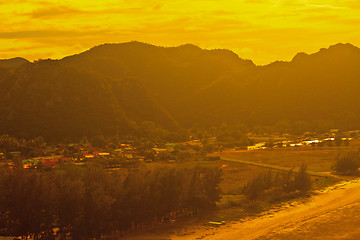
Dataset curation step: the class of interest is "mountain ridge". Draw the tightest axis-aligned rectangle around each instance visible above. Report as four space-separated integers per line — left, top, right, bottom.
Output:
0 41 360 140
0 59 179 141
60 41 255 109
2 42 358 67
174 42 360 129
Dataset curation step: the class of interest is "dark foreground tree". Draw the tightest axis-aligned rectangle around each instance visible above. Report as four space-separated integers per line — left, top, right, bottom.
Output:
0 164 222 239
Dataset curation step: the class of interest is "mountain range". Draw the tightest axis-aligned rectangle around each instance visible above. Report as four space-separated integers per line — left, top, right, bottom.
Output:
0 42 359 140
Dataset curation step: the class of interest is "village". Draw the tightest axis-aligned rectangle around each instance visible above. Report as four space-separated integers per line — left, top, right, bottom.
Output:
246 129 357 150
1 128 360 240
1 129 359 170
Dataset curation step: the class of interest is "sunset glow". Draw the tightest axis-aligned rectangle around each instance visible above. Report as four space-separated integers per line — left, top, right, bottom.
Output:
1 0 360 64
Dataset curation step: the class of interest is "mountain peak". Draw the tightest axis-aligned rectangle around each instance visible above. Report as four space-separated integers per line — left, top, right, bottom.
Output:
291 52 309 62
176 43 202 50
88 41 159 52
316 43 359 56
291 43 360 64
328 42 358 51
0 57 30 69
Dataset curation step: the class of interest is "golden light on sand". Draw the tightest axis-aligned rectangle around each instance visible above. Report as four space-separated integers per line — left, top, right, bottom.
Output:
1 0 360 64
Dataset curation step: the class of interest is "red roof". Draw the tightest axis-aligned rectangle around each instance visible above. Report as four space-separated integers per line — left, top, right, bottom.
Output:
42 160 56 167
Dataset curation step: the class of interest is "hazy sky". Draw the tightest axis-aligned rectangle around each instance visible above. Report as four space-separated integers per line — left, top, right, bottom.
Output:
1 0 360 65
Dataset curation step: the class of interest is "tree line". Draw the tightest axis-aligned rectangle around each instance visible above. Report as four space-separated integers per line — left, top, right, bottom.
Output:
243 164 312 202
0 134 45 158
0 164 222 240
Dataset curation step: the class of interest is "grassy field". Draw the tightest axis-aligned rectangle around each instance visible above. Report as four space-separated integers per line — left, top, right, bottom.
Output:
141 143 359 203
120 143 360 239
212 144 360 216
213 144 360 173
221 144 358 204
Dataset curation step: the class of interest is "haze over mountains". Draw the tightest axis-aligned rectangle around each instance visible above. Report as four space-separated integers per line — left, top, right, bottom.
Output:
0 42 359 140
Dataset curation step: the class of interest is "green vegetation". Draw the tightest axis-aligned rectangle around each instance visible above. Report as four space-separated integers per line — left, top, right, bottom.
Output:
0 133 357 239
334 149 360 175
176 43 360 130
217 148 338 173
243 164 312 202
2 42 360 141
0 60 180 142
0 164 222 240
1 41 360 240
0 134 45 158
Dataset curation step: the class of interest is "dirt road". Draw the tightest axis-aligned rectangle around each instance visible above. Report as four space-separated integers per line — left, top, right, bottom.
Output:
125 179 360 240
196 179 360 240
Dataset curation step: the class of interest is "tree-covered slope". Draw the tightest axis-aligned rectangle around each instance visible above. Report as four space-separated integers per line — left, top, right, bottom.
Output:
0 60 178 140
174 43 360 130
61 41 254 108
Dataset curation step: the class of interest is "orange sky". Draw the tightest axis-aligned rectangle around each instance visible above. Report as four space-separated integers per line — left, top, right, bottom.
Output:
1 0 360 65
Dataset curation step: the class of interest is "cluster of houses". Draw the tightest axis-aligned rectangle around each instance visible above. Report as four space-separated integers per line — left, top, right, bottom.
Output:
246 129 358 151
0 142 141 169
0 138 210 169
2 129 359 168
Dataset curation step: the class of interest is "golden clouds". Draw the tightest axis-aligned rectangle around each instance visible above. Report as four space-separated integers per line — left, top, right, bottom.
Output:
0 0 359 64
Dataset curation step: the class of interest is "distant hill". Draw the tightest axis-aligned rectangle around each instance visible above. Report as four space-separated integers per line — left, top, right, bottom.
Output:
0 60 178 141
175 43 360 130
0 57 29 70
61 41 254 109
1 42 360 140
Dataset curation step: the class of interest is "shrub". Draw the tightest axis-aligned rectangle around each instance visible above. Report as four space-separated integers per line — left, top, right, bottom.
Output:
244 164 312 202
334 150 360 175
293 163 312 192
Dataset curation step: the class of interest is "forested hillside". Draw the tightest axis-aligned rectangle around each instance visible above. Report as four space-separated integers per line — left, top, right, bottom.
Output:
0 60 178 141
61 41 254 109
174 43 360 130
1 42 360 140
